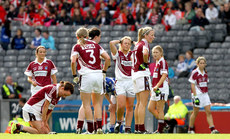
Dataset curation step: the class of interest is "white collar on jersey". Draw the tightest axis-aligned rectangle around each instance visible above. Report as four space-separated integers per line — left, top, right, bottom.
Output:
141 38 148 44
87 39 96 44
157 57 164 64
196 67 205 76
34 57 47 65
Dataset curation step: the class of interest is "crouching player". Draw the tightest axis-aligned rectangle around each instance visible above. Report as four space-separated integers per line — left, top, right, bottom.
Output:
188 57 219 134
11 81 74 134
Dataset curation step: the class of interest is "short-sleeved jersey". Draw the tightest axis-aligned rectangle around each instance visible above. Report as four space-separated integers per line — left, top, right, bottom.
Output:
112 51 132 80
132 39 150 80
188 68 208 95
22 84 61 115
105 77 115 96
152 57 169 88
71 39 105 75
31 36 42 47
24 57 58 87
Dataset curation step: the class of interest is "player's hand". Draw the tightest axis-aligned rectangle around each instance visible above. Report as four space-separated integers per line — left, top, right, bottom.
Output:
193 96 200 106
108 104 115 112
32 81 37 87
73 77 79 84
138 62 148 70
154 87 161 96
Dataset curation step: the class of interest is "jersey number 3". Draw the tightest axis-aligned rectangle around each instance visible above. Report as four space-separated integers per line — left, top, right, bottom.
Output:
86 50 96 64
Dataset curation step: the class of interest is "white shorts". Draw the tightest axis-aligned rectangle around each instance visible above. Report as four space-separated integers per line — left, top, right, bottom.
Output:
80 72 103 93
192 93 211 108
150 83 169 101
31 85 43 96
23 110 41 122
115 80 135 97
133 76 151 94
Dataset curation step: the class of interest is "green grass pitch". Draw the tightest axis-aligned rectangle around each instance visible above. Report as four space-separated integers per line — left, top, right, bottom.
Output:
1 133 230 139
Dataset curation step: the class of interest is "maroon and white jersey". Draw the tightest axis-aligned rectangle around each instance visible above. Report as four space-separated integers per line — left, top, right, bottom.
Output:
132 39 150 80
189 68 208 95
112 51 132 80
71 39 105 75
152 57 169 93
22 84 61 115
24 58 58 95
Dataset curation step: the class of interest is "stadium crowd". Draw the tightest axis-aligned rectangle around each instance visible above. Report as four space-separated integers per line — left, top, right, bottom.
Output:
0 0 229 31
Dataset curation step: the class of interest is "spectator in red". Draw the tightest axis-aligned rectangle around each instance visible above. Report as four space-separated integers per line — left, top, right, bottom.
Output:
174 2 185 20
107 0 117 11
147 0 156 9
84 11 96 25
163 1 175 15
33 9 46 26
55 0 63 14
178 1 195 24
131 0 145 19
72 9 84 25
95 0 106 11
115 8 128 25
96 10 110 26
70 1 84 18
82 0 95 8
17 7 24 19
149 7 160 25
56 9 72 25
88 2 97 19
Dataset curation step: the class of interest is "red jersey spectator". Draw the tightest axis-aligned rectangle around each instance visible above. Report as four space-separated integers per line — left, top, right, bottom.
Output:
96 0 107 11
88 2 97 19
33 9 46 26
70 1 84 18
115 8 128 25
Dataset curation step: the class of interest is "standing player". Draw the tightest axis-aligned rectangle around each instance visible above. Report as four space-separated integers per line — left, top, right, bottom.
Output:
188 57 219 134
71 27 110 134
110 37 135 133
132 27 155 133
75 27 107 134
11 81 74 134
148 45 169 133
24 46 58 96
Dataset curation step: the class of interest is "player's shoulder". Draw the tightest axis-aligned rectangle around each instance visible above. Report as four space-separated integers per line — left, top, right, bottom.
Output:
191 68 199 76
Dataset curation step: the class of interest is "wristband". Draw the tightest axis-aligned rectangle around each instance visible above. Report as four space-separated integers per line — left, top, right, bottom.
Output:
73 75 77 78
102 70 107 73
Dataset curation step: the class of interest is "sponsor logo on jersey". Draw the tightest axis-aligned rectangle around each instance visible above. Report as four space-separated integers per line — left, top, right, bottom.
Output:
38 66 43 70
121 61 132 66
81 44 96 50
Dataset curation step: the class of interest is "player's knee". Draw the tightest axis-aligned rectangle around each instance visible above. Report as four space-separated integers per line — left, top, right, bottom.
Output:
126 105 133 112
117 103 125 110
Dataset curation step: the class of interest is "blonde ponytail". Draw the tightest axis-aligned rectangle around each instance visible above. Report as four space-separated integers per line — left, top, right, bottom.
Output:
75 27 89 47
137 27 154 42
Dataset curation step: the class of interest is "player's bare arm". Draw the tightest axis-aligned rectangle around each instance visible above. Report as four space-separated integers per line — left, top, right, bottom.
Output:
71 55 77 76
109 40 120 55
51 74 57 84
154 73 167 91
191 83 197 96
101 52 111 71
27 76 37 87
143 49 149 63
41 100 50 133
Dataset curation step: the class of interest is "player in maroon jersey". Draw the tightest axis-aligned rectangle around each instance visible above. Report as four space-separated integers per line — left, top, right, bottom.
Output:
10 81 74 134
75 27 108 134
71 27 110 134
132 27 155 134
148 45 169 133
24 46 58 96
110 36 135 133
188 57 219 134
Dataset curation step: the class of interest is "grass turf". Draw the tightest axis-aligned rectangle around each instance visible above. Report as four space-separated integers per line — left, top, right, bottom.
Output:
1 133 230 139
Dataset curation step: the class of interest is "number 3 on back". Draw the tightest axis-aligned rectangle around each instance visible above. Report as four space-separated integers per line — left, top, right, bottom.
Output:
86 50 96 64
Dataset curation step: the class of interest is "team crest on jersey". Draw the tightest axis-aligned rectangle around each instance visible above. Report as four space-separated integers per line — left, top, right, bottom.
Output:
33 67 37 71
45 66 48 70
156 68 159 71
38 66 43 70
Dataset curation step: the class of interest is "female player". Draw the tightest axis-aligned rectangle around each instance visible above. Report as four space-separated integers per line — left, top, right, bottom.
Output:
110 37 134 133
132 27 155 133
11 81 74 134
76 27 110 134
24 46 58 96
71 27 110 134
148 45 169 133
188 57 219 134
